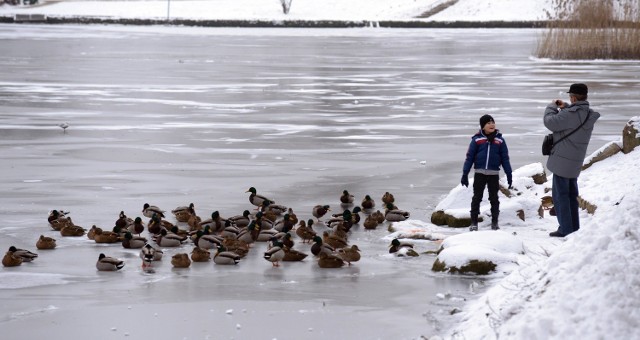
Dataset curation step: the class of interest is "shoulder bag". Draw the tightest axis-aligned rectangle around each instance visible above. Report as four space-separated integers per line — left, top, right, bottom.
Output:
542 112 591 156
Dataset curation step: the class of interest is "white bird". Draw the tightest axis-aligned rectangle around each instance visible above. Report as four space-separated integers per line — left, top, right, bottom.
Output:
59 122 69 134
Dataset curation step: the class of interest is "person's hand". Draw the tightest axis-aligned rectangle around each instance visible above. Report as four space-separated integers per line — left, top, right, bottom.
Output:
554 99 565 108
461 174 469 187
508 177 513 189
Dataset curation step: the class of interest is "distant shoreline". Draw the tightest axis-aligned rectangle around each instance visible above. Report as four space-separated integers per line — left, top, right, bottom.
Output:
0 15 548 28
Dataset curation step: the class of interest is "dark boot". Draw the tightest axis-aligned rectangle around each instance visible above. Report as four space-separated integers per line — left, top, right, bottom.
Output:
469 214 478 232
491 214 499 230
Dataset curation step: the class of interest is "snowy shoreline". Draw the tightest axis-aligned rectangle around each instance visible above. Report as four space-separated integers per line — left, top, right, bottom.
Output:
0 15 549 28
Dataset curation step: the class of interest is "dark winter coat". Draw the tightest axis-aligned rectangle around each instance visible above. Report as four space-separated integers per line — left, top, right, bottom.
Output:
462 130 513 182
544 101 600 178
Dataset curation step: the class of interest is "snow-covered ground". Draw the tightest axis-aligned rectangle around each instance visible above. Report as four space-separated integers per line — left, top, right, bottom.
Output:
392 126 640 338
1 0 554 22
2 1 640 339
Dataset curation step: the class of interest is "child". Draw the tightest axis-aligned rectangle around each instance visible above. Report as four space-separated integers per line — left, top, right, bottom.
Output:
461 114 513 231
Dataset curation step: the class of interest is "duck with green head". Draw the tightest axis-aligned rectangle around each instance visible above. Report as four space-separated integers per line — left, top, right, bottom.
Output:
246 187 275 208
96 253 124 271
389 238 419 257
142 203 165 219
263 238 285 267
384 203 410 222
312 205 331 222
122 232 147 249
213 245 241 265
311 235 335 257
228 210 251 228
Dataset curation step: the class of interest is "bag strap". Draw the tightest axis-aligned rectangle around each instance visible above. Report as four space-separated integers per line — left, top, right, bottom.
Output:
554 111 591 145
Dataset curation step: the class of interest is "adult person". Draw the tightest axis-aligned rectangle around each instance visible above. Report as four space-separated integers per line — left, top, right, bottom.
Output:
461 114 513 231
544 83 600 237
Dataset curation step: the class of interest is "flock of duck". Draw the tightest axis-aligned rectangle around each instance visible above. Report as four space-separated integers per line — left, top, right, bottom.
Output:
2 188 421 271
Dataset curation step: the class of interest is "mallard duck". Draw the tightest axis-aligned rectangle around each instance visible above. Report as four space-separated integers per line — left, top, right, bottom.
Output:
340 190 355 206
193 229 224 250
311 235 335 256
323 231 348 249
213 245 241 265
8 246 38 262
190 246 211 262
36 235 57 250
172 203 194 223
282 247 308 262
350 206 362 224
142 203 165 218
237 221 259 245
326 210 353 232
154 229 184 247
280 232 295 249
389 239 419 257
115 211 133 231
122 232 147 249
246 187 275 208
363 214 378 230
129 217 145 236
220 220 241 239
286 208 298 225
312 205 331 221
60 224 86 237
337 245 361 265
361 195 376 211
384 203 410 222
382 192 395 205
147 213 164 235
187 209 203 232
258 203 278 223
373 210 386 224
384 201 399 211
168 226 189 241
140 243 162 268
171 253 191 268
87 225 100 240
228 210 251 228
96 253 124 271
295 220 316 244
325 211 346 229
307 219 316 231
2 249 22 267
48 210 73 231
199 211 227 233
274 214 294 233
159 219 176 231
254 212 275 230
263 238 285 267
222 238 250 258
256 228 279 242
94 228 121 244
261 200 287 218
317 252 345 268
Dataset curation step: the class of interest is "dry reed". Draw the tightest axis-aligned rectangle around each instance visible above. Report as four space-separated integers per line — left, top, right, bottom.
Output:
536 0 640 59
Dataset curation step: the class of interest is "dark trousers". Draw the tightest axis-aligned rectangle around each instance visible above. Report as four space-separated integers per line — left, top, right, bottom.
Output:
552 174 580 235
470 173 500 222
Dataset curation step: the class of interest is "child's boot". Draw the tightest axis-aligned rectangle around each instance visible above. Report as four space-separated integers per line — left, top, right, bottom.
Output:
491 214 500 230
469 214 478 231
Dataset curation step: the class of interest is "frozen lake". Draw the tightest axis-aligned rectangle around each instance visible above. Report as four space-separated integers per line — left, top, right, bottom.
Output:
1 25 639 339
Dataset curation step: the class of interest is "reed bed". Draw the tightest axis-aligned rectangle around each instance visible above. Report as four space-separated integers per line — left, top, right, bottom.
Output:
536 0 640 59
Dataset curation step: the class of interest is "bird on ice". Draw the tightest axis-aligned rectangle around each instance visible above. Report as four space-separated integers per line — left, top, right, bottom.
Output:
59 122 69 134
